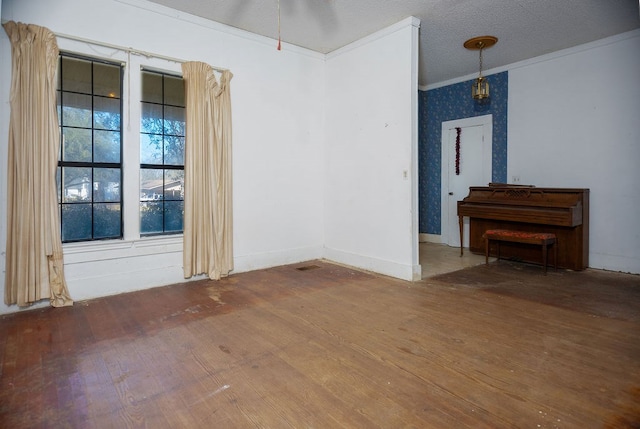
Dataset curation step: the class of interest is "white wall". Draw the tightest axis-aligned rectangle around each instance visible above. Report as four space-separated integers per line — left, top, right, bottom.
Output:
0 0 326 313
1 0 421 315
508 30 640 273
324 18 421 281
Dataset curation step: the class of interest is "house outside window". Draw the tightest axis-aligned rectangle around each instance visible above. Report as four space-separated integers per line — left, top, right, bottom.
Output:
56 53 123 242
140 70 185 235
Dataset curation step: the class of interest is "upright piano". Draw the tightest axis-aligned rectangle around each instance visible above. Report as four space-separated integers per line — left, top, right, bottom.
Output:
457 184 589 270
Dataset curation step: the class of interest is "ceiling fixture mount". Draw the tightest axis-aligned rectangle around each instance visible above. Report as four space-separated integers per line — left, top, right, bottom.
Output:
464 36 498 101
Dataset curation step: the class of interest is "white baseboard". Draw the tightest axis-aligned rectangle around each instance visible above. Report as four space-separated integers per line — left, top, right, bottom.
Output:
323 247 421 281
233 245 324 274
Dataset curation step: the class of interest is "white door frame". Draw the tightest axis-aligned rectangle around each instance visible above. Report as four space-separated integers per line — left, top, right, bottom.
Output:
440 114 493 246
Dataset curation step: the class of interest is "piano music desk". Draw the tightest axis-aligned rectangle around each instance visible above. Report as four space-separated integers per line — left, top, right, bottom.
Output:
483 229 557 274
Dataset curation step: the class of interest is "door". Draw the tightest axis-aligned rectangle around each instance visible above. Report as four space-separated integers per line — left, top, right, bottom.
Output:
441 115 492 248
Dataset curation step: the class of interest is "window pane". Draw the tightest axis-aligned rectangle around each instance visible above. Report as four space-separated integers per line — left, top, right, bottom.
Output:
94 96 121 130
62 93 92 128
56 167 63 205
164 75 184 106
94 130 120 163
164 106 185 136
93 168 120 203
62 167 92 202
164 169 184 201
62 204 92 241
164 136 184 165
140 202 163 234
58 54 123 243
94 203 121 239
93 63 120 98
141 102 163 134
140 71 184 236
141 71 162 103
141 134 163 164
164 201 184 232
62 127 92 162
61 57 91 93
56 91 61 125
140 168 163 201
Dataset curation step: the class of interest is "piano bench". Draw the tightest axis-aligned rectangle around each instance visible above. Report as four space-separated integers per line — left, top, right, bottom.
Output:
482 229 557 275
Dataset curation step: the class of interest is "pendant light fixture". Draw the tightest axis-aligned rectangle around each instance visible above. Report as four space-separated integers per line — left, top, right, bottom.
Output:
464 36 498 101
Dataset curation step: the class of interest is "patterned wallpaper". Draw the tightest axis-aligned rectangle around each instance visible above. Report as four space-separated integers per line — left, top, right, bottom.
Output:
418 72 508 234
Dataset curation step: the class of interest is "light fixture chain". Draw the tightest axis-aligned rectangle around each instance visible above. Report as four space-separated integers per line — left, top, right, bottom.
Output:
465 36 496 100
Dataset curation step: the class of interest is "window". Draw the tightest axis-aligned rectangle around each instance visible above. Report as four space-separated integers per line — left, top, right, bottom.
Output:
56 54 123 242
140 70 185 235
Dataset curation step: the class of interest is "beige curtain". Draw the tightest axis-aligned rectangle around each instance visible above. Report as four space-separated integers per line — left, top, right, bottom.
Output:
3 22 73 307
182 61 234 280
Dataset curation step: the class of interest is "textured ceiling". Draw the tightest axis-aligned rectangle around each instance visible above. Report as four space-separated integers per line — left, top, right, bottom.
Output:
146 0 639 86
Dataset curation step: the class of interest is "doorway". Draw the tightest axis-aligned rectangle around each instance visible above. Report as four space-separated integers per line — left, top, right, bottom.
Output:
440 114 492 248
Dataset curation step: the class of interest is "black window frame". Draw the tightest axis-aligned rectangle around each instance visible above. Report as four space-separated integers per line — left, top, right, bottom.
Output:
139 69 185 237
57 52 124 243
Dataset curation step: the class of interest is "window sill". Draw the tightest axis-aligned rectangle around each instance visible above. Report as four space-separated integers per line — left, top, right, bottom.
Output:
63 235 183 264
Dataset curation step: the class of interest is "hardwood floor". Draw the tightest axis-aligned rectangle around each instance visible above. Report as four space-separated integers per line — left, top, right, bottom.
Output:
1 255 639 428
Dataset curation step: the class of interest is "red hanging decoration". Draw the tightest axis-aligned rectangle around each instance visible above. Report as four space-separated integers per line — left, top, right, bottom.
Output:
277 0 282 50
455 127 461 175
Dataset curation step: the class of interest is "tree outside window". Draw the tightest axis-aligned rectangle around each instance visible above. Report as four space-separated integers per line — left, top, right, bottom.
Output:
140 70 185 236
56 54 123 242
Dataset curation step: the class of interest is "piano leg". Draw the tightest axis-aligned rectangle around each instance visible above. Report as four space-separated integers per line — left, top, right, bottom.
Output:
458 215 464 256
485 237 489 265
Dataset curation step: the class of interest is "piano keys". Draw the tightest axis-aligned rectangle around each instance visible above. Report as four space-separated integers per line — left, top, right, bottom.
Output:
457 184 589 271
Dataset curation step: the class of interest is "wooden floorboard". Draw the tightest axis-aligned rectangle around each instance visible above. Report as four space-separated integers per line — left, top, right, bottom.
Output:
1 260 639 428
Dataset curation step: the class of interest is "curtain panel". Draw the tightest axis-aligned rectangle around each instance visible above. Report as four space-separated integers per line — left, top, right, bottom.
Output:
181 62 234 280
3 21 73 307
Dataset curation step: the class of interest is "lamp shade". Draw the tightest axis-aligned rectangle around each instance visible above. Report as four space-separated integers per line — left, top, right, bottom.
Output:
472 77 489 99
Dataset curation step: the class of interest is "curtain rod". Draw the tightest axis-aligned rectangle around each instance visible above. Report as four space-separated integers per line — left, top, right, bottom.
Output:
53 30 229 73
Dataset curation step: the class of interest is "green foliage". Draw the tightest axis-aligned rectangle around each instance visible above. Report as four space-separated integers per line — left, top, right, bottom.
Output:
140 201 183 235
